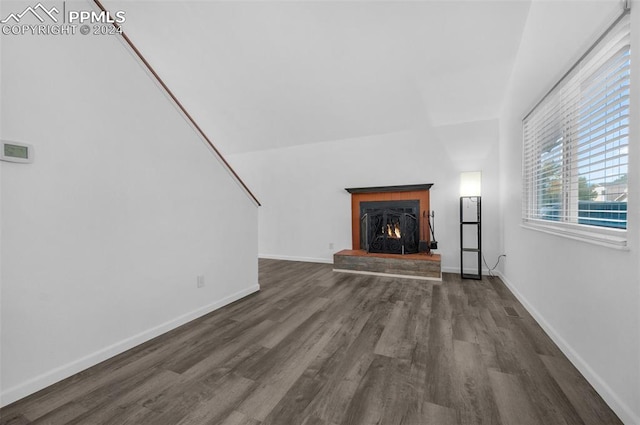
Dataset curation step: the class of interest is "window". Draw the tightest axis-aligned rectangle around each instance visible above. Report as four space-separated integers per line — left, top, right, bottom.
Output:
522 12 630 248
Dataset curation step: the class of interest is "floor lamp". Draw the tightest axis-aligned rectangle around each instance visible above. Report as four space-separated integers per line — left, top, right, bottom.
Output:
460 172 482 280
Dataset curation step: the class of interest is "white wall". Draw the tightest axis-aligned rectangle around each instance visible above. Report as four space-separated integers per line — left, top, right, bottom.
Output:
0 7 258 406
499 1 640 423
229 119 502 274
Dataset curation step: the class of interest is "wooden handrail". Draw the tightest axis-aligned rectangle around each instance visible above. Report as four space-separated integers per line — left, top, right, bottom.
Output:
93 0 261 206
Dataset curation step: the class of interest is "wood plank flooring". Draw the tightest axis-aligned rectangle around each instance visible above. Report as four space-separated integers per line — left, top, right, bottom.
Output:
0 259 623 425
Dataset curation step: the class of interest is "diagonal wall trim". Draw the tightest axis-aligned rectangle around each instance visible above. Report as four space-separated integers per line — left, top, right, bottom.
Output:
93 0 261 207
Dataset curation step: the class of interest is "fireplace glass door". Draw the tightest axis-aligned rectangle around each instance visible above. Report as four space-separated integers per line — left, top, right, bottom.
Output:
360 200 419 254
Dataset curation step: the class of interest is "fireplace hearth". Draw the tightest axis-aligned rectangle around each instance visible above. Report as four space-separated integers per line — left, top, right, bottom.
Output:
360 200 419 254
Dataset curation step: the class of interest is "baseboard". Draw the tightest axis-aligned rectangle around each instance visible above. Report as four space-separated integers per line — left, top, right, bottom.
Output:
496 271 639 425
259 253 333 264
0 283 260 408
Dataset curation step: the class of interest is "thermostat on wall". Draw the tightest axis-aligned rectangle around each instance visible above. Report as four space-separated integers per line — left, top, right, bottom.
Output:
1 140 33 163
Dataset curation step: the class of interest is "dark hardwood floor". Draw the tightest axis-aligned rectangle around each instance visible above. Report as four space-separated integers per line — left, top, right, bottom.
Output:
1 259 622 425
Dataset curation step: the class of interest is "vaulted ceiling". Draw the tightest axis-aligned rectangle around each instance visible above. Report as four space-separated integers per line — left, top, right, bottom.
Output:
104 1 532 154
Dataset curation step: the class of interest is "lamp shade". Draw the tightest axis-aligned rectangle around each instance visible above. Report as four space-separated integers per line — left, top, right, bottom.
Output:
460 171 482 196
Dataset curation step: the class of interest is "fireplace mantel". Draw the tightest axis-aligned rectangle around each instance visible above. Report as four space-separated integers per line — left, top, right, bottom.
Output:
345 183 433 194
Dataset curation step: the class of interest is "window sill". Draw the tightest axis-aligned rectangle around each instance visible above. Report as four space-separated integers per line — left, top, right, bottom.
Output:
521 220 628 250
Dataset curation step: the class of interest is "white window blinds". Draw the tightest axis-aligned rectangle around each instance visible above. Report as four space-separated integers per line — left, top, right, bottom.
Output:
523 12 630 241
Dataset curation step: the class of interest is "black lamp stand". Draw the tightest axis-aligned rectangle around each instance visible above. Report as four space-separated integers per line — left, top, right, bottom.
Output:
460 196 481 280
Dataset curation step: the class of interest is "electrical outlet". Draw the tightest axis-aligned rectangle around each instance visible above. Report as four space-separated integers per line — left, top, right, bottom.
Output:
197 275 205 288
329 243 334 250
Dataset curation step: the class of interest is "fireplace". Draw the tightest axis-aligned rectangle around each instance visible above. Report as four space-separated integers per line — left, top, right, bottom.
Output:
346 183 433 254
336 184 440 280
360 200 419 254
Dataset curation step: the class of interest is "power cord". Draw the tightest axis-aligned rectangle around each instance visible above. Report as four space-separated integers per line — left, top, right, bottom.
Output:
482 254 506 277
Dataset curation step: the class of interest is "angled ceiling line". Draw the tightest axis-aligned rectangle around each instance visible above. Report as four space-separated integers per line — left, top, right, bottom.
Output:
92 0 261 207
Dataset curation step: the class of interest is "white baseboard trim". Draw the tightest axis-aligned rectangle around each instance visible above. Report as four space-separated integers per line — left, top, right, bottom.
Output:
259 254 333 264
0 283 260 408
496 271 639 425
